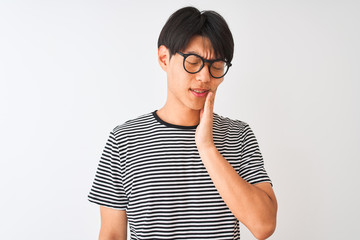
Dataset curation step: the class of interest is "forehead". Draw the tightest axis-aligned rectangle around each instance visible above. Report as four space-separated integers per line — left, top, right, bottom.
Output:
183 35 216 60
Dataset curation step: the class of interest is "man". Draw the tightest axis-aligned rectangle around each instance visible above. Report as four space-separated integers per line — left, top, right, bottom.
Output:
88 6 277 240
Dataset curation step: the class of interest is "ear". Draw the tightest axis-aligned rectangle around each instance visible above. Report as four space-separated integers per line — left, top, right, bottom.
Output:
158 45 170 72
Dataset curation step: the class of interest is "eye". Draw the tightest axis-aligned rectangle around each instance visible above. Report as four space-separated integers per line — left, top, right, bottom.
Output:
186 61 199 65
212 61 226 70
186 55 202 65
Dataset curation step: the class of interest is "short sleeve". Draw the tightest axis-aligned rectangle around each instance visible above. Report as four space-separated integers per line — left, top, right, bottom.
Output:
88 130 128 210
238 123 273 186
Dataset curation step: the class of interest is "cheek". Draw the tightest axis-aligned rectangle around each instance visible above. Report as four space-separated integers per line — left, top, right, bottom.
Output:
168 65 190 88
167 72 188 97
212 79 224 91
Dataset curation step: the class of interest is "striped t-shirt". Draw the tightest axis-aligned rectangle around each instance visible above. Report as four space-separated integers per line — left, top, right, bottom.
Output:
88 111 272 239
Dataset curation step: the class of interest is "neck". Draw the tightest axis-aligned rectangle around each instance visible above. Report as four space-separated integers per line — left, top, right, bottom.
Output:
157 102 201 127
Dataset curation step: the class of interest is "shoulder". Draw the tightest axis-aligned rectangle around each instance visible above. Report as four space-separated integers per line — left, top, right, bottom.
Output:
213 112 251 134
111 112 156 137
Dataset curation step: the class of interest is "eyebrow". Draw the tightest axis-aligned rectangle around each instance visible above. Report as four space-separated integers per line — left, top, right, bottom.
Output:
184 51 217 61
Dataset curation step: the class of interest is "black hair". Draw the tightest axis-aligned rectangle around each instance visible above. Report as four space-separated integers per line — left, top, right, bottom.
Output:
158 6 234 62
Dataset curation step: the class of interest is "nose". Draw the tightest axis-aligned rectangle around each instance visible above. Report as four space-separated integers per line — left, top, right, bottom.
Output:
196 63 211 82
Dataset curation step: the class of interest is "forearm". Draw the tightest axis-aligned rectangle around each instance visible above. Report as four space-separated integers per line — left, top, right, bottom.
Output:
198 145 277 239
99 230 127 240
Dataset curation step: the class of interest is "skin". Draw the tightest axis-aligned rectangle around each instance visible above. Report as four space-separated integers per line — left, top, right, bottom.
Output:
156 35 224 126
99 35 277 240
196 92 278 239
99 206 127 240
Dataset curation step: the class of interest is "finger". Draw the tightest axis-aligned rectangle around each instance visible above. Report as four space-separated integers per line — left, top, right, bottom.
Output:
199 107 204 120
200 92 215 122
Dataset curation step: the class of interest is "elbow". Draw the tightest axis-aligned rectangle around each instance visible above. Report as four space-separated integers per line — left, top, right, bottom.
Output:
252 220 276 240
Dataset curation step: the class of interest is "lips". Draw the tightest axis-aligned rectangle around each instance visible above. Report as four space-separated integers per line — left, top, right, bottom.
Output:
190 88 209 97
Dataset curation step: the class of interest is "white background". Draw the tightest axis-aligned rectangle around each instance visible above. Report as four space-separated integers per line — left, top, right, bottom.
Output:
1 0 359 239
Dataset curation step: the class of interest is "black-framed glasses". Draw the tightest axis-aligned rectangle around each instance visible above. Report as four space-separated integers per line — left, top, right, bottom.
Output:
177 51 232 79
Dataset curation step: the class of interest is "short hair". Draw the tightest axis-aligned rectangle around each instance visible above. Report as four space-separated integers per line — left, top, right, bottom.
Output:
158 6 234 63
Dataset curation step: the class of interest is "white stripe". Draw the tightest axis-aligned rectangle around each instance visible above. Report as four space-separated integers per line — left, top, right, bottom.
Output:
88 111 271 239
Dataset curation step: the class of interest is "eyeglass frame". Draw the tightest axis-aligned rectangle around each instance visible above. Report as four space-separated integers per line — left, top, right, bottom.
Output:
176 51 232 79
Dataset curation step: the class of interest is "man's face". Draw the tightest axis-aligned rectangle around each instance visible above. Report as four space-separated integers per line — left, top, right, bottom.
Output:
163 35 224 112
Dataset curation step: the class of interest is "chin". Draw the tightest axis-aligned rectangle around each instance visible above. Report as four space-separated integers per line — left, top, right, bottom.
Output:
187 102 205 111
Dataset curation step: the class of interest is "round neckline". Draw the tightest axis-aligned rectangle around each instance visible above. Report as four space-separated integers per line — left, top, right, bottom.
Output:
152 110 198 129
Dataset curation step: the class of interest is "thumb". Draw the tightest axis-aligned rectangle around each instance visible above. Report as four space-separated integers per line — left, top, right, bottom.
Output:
199 107 205 121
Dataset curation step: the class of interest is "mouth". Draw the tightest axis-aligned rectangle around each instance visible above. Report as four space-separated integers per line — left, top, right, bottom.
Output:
190 88 209 97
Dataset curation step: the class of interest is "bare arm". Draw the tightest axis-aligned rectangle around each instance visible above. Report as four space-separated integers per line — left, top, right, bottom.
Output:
99 206 127 240
195 92 277 239
198 147 277 239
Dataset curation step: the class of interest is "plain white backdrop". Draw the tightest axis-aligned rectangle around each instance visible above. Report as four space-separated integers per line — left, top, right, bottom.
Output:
1 0 359 239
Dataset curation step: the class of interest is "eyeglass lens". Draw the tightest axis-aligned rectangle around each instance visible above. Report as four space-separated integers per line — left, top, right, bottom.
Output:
184 55 228 78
